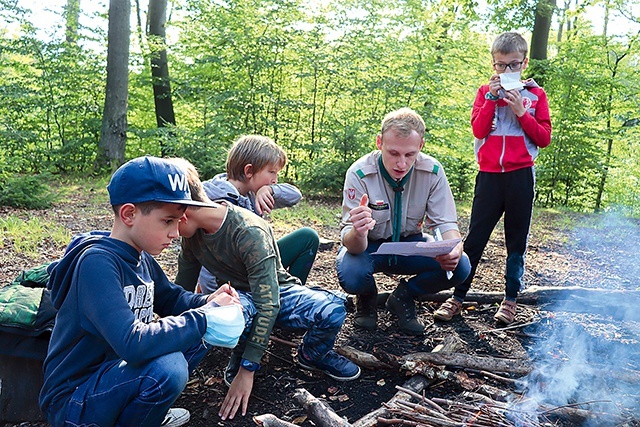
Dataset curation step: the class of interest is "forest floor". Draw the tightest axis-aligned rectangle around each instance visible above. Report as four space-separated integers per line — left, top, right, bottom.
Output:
1 189 640 427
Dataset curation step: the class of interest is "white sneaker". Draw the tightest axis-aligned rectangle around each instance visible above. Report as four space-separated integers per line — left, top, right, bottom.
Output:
161 408 190 427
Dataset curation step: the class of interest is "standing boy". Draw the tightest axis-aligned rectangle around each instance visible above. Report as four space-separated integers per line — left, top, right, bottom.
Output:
434 32 552 324
336 107 471 335
39 156 244 427
173 158 360 422
196 135 319 292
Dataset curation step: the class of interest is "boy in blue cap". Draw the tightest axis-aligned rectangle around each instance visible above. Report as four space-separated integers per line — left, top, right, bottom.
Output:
39 156 244 427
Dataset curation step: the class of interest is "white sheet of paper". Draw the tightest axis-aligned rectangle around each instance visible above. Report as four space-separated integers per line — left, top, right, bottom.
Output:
373 238 462 258
500 72 523 91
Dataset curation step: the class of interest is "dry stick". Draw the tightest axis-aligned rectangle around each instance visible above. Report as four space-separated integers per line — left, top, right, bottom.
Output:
464 368 526 386
539 399 614 415
394 399 453 421
395 385 447 414
376 418 425 426
481 320 539 334
252 413 299 427
269 335 297 347
386 407 466 427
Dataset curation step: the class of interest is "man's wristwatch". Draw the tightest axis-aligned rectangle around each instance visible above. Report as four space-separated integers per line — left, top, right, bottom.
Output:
240 358 260 372
485 91 500 101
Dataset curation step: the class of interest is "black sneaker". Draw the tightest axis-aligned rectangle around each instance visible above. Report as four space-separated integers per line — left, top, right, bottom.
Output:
297 348 361 381
224 352 241 387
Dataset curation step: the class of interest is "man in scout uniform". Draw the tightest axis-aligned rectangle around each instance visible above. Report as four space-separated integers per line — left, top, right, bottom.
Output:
336 107 471 335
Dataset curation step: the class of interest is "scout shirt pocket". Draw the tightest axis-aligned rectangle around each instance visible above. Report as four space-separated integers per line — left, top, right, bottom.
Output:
368 198 391 241
405 200 426 236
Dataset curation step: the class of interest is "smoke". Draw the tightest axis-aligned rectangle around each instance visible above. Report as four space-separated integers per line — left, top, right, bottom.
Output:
515 211 640 425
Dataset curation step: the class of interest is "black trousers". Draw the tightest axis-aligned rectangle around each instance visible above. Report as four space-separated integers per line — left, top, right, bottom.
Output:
454 167 535 300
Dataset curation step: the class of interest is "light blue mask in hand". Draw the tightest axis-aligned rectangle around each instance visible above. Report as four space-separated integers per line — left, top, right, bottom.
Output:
203 304 245 348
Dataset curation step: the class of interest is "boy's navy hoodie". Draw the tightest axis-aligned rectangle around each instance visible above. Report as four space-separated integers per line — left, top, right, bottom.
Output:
39 231 210 413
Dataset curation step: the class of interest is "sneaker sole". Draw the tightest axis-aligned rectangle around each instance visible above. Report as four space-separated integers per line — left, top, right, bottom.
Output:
297 358 362 382
162 411 190 427
494 314 514 324
433 310 462 321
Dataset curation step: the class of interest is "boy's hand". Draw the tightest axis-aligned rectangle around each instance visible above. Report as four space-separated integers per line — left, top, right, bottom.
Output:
254 185 275 215
503 89 526 117
219 369 254 420
206 284 241 307
349 194 376 237
488 74 501 98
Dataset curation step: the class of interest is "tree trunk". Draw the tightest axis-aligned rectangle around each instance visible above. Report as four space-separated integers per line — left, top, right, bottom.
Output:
64 0 81 44
96 0 131 172
530 0 556 61
529 0 556 85
147 0 176 152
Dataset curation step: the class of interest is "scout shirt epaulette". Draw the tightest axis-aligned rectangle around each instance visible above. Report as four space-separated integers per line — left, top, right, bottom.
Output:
414 155 440 175
355 163 378 179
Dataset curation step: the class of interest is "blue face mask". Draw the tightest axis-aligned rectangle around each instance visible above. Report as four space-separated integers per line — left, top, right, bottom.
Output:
203 304 245 348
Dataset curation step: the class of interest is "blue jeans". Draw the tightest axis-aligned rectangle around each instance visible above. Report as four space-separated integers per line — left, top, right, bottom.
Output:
46 341 210 427
336 233 471 297
235 284 346 361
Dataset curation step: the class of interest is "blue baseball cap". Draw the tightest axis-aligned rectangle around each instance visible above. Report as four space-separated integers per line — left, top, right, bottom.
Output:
107 156 214 207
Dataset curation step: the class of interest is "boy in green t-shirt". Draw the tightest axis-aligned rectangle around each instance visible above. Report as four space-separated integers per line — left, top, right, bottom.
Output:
172 158 360 422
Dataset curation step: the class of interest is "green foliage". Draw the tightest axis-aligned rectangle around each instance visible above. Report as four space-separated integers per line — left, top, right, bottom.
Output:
0 215 70 258
1 0 640 216
269 198 341 230
0 174 57 209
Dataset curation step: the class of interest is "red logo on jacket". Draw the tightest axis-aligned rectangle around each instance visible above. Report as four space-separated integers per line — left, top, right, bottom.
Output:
347 188 356 200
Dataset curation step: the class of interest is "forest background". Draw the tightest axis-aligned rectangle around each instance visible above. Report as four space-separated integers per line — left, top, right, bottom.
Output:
0 0 639 216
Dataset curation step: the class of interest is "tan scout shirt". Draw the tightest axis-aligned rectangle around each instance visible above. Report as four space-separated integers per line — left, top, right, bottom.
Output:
340 151 460 243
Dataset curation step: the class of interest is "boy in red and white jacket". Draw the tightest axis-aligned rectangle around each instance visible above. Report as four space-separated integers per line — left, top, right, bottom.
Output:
434 31 552 325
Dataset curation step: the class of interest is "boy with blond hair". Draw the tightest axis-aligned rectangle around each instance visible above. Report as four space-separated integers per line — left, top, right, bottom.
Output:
39 156 244 427
173 158 360 422
194 135 319 292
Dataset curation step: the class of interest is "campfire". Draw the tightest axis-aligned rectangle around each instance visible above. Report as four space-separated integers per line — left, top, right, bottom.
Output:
255 286 640 427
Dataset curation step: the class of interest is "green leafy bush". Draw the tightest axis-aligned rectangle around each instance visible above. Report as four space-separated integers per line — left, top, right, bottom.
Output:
0 174 57 209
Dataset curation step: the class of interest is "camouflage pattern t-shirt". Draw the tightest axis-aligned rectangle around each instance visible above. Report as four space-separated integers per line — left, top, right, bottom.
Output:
176 203 300 362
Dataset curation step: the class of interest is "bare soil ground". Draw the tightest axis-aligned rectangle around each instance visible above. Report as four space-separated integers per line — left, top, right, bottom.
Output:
2 189 639 427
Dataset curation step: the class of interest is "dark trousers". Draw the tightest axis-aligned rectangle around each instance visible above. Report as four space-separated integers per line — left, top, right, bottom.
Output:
454 167 535 301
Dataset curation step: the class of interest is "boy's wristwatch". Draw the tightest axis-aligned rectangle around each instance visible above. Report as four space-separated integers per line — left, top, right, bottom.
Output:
240 358 260 372
485 92 500 101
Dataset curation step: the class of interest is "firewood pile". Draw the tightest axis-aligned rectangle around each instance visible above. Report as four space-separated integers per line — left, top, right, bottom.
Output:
255 288 640 427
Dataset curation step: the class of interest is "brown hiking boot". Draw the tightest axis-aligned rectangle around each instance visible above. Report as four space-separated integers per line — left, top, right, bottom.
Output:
385 279 424 335
433 297 463 321
354 294 378 330
494 299 517 324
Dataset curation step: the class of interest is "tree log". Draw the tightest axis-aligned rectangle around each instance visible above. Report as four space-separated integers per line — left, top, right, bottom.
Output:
293 388 352 427
401 351 533 376
418 285 640 316
253 414 299 427
336 345 393 370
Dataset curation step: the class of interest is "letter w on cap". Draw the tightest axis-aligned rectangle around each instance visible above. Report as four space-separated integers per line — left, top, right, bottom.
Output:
168 173 188 192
